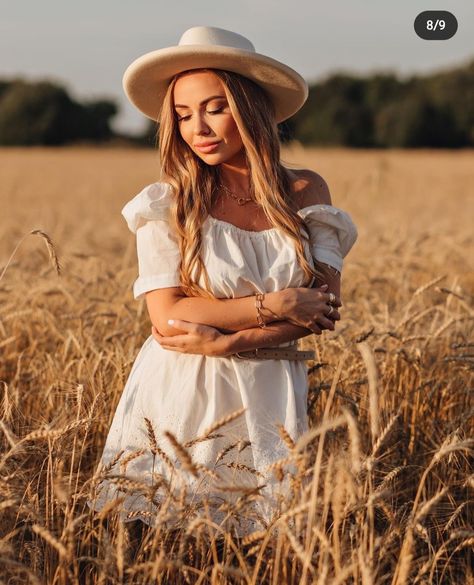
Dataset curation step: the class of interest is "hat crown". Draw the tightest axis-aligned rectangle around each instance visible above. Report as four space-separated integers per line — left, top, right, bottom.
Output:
178 26 255 53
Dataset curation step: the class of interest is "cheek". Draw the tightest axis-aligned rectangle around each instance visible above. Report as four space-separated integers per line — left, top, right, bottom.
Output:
224 119 243 146
179 126 192 145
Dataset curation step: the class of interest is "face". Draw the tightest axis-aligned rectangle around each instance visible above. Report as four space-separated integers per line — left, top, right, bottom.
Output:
173 70 245 166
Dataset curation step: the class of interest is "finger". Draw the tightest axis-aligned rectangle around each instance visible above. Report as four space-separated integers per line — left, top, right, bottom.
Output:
155 335 176 345
323 293 342 307
168 319 201 332
310 324 322 335
160 344 183 352
318 290 340 305
327 310 341 321
326 308 341 321
316 316 336 331
157 334 190 345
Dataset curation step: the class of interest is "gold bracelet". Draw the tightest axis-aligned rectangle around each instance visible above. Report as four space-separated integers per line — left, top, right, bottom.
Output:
255 292 267 328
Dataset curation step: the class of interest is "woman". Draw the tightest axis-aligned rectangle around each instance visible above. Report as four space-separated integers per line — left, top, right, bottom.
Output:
87 25 358 538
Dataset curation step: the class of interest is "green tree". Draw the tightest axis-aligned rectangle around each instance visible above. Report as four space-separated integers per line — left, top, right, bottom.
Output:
289 61 473 148
291 74 374 146
375 91 460 147
0 79 118 145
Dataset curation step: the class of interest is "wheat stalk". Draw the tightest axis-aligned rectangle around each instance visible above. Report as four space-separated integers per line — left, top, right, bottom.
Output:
0 229 62 284
182 406 246 448
163 430 199 477
119 448 147 473
214 438 251 465
143 417 175 471
31 524 68 559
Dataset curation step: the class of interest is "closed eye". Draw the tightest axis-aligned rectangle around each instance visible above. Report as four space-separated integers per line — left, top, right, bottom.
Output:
177 107 224 122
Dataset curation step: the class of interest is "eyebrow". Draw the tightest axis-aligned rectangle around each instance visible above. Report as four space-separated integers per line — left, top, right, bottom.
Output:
174 95 227 109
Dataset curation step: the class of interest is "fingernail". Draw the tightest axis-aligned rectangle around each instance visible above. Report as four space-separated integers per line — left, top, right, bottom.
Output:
167 319 174 325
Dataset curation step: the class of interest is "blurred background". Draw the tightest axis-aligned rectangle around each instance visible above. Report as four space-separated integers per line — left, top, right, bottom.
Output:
1 0 473 148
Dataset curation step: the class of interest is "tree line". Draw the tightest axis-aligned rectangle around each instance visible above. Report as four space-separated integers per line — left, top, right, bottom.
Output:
0 57 472 148
0 79 118 145
284 57 474 148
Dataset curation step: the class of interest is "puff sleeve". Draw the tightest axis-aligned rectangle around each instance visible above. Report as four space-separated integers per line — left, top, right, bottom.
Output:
297 204 358 273
121 182 181 300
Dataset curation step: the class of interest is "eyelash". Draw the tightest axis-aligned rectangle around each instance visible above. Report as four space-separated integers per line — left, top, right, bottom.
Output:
177 107 224 122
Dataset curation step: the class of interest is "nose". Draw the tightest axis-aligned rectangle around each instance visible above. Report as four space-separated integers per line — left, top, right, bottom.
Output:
194 112 211 136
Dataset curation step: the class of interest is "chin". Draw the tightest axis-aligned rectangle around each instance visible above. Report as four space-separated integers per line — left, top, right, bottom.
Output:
196 153 224 165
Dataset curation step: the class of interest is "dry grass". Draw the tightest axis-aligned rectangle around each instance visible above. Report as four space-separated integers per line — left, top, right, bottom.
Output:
0 145 473 584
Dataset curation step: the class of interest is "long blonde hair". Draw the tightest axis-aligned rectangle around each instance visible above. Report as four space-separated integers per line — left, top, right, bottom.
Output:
156 67 322 298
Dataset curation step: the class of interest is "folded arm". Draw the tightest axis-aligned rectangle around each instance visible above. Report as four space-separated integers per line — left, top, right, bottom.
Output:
147 261 341 355
224 320 314 353
145 287 285 337
225 261 341 353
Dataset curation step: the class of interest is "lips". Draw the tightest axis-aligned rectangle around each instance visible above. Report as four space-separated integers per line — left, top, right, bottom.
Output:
194 141 221 153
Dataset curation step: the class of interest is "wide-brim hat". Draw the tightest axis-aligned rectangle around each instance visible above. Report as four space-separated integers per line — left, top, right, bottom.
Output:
123 25 308 124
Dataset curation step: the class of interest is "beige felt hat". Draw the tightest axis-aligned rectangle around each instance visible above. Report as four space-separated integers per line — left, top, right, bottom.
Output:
122 25 308 123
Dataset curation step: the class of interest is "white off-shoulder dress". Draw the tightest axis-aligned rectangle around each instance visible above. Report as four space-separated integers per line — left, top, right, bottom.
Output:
87 181 358 535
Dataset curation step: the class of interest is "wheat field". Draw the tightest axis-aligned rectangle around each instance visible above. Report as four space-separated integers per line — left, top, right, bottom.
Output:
0 145 473 584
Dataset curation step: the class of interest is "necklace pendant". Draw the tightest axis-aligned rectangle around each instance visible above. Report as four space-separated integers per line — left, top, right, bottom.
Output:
237 197 246 205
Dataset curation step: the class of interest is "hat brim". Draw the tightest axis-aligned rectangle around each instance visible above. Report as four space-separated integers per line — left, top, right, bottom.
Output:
122 45 308 123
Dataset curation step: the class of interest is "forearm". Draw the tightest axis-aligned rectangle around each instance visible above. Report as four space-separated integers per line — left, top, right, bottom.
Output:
162 261 340 339
162 290 285 337
223 263 341 354
225 319 313 354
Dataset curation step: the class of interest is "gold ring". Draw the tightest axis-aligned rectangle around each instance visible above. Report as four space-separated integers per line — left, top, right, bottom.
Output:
328 292 336 305
327 305 334 316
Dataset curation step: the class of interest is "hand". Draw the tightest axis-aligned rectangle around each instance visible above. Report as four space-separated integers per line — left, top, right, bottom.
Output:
151 320 234 357
280 285 342 335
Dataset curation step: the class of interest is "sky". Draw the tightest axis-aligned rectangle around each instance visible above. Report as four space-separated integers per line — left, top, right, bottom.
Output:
1 0 473 134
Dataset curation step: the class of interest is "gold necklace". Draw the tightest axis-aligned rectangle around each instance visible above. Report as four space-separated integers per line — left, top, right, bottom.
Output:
218 182 254 206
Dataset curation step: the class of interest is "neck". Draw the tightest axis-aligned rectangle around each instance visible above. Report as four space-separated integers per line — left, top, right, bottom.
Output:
218 151 250 193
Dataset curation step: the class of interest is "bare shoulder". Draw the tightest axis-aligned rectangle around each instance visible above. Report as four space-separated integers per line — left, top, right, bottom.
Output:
287 168 333 209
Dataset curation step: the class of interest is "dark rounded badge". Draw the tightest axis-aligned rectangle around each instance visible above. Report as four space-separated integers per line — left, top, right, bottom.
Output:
414 11 458 40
